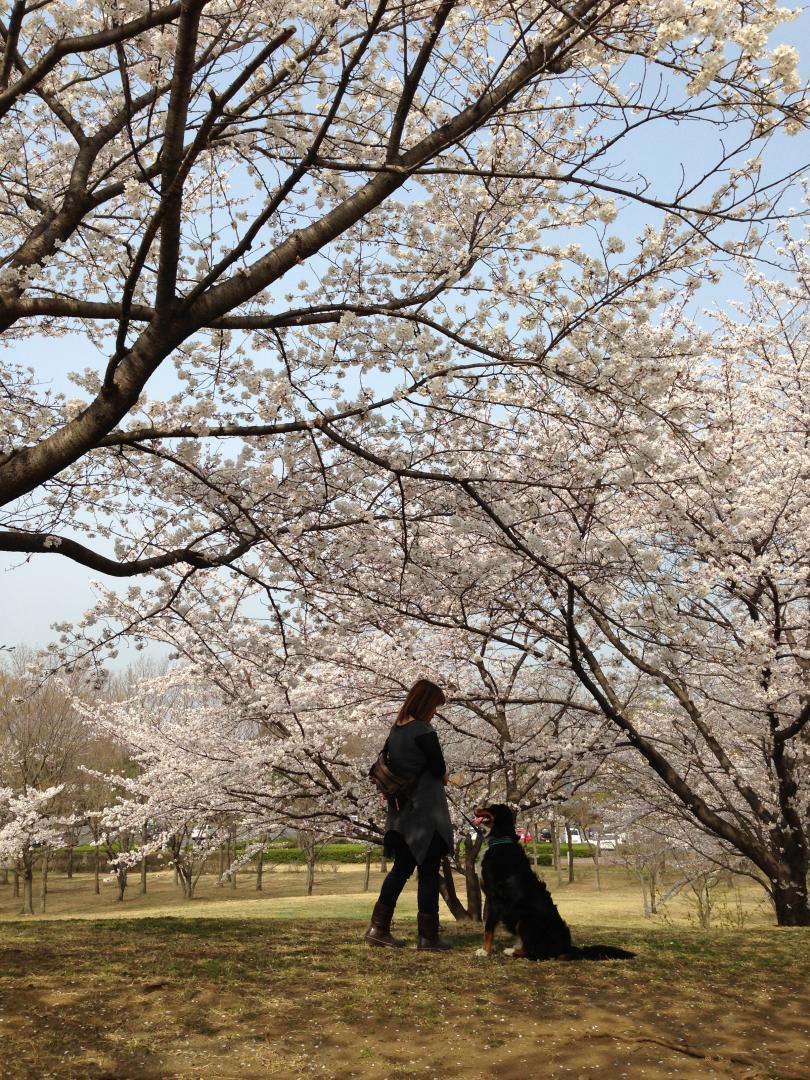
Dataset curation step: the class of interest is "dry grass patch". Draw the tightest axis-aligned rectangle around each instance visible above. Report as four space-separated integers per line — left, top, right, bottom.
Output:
0 864 777 929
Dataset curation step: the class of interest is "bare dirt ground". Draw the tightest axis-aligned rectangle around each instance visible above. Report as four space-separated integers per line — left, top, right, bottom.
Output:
2 916 809 1079
0 869 807 1079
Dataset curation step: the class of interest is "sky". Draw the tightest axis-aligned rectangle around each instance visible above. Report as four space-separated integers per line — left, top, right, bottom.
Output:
2 9 809 667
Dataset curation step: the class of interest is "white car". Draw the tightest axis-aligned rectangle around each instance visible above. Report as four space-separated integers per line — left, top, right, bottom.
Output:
595 833 624 850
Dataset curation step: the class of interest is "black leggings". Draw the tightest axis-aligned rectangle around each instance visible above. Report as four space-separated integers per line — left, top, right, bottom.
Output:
378 832 446 915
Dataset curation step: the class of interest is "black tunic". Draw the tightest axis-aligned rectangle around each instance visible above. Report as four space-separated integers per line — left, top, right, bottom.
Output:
383 718 454 865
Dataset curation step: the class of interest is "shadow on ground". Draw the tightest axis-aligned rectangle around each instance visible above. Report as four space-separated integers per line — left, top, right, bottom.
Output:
1 918 808 1079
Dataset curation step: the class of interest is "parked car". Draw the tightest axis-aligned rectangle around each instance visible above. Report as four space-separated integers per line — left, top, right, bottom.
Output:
595 833 625 850
560 828 587 844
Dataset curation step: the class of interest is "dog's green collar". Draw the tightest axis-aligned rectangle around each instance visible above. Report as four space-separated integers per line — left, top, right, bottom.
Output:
487 836 516 848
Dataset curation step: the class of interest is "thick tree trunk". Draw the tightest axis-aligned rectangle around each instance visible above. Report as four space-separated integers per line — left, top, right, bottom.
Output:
772 872 810 926
306 857 315 896
438 856 472 921
66 846 74 879
94 847 100 895
463 839 482 921
116 869 127 902
255 849 264 892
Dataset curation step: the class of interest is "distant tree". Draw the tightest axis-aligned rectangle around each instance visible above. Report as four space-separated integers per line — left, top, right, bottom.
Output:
0 651 86 913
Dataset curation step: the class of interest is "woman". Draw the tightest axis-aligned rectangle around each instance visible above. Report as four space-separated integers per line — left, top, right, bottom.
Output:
364 678 454 951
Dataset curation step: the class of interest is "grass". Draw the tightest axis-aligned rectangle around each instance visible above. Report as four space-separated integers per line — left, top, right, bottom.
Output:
0 861 779 927
1 865 808 1079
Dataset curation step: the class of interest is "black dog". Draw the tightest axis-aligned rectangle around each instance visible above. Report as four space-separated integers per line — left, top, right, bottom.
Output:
473 804 635 961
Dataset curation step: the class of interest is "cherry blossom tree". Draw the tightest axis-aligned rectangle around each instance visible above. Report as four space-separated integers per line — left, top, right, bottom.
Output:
547 257 810 926
284 245 810 924
0 783 64 914
0 0 806 586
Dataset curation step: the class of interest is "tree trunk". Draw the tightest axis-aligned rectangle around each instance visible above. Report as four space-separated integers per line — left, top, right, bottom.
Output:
772 872 810 926
13 867 20 897
462 838 482 921
438 856 472 921
116 869 127 902
140 822 148 894
40 851 50 913
0 866 7 884
94 847 100 895
691 875 713 929
379 853 387 874
552 813 561 887
363 848 372 892
306 857 315 896
66 845 74 879
230 827 238 889
565 823 575 884
636 873 652 918
178 864 194 899
592 834 602 892
255 849 264 892
22 860 34 916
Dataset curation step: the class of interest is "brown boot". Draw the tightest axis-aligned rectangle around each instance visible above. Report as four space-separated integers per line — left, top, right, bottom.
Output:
364 901 406 948
417 911 451 951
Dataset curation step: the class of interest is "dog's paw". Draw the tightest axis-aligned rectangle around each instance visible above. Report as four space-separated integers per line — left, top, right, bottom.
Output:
474 948 491 958
502 947 516 957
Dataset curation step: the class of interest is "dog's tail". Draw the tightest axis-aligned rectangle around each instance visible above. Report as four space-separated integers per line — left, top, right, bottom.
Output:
568 944 636 961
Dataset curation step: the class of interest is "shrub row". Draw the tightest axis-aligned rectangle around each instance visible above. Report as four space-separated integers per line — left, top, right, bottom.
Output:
33 840 593 872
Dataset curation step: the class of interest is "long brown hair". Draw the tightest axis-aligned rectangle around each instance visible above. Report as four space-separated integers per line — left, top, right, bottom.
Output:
396 679 446 724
